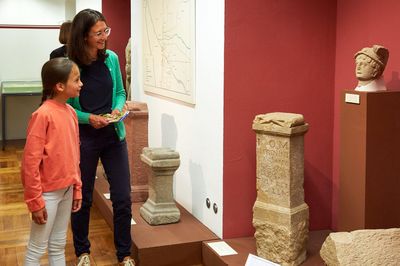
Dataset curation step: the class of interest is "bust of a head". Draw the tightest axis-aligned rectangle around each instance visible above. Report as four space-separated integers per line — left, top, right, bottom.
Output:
354 45 389 91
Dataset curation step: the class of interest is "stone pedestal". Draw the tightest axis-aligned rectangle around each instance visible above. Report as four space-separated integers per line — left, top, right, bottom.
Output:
140 147 181 225
339 91 400 231
124 101 149 202
252 112 309 266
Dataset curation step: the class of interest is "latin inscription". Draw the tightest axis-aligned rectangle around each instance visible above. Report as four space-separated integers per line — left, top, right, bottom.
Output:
259 136 290 197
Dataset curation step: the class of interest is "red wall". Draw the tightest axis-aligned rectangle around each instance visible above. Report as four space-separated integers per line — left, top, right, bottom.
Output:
102 0 131 84
332 0 400 229
223 0 337 238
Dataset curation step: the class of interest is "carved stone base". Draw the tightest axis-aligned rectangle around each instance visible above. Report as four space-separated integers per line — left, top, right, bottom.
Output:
140 199 180 225
253 202 309 266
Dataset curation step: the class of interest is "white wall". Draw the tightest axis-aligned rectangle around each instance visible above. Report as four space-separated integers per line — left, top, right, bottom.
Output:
0 29 59 81
0 0 63 140
0 0 101 141
0 0 102 25
131 0 225 237
66 0 77 21
0 29 59 140
75 0 102 13
0 0 65 139
0 0 66 25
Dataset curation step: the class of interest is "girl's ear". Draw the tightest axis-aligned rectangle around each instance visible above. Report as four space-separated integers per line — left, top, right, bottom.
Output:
55 82 64 93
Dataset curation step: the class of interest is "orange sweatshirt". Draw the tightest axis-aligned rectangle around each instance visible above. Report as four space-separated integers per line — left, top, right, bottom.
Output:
21 99 82 212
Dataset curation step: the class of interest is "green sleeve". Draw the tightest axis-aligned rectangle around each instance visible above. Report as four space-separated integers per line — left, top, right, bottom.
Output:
111 52 126 111
67 97 91 124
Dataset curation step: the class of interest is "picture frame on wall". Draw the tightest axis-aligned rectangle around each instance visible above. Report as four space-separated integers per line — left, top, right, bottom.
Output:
142 0 196 105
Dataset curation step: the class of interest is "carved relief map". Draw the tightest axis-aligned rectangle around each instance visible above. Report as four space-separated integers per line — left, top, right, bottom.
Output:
143 0 195 104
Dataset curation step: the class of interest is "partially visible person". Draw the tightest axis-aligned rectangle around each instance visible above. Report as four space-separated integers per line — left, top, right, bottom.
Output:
21 57 83 265
354 45 389 92
67 9 134 266
50 21 72 59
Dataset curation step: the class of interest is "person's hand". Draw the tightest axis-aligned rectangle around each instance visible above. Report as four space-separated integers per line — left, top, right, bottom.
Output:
32 207 47 225
72 199 82 213
122 102 130 112
89 114 109 129
111 109 121 116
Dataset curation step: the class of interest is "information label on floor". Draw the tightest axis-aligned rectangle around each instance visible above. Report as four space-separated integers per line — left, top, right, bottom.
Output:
245 254 280 266
207 241 237 256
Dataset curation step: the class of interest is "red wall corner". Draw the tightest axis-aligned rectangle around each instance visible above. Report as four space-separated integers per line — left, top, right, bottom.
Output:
332 0 400 230
102 0 131 85
223 0 336 238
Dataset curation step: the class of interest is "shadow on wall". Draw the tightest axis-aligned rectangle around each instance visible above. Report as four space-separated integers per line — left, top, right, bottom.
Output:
387 71 400 91
189 160 206 219
160 113 206 219
161 113 178 195
161 113 178 149
304 160 332 230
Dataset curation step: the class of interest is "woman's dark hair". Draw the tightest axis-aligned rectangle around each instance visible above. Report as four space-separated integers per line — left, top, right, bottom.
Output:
40 58 75 105
68 9 108 66
59 21 72 44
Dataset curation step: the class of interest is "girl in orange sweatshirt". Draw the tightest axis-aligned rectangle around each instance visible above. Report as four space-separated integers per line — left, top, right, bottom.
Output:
21 57 83 265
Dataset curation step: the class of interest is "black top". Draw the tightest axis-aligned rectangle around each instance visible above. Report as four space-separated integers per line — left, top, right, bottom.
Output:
79 59 113 115
50 45 67 59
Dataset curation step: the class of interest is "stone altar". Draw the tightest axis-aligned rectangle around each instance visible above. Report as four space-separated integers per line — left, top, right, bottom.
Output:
252 112 309 266
140 147 181 225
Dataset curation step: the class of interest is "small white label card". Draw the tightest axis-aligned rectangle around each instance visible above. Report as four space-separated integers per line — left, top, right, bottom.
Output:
103 193 111 199
207 241 238 256
345 93 360 104
245 254 281 266
131 218 136 225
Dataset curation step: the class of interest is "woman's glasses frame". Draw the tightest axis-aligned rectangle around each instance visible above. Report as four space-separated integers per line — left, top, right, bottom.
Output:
90 27 111 38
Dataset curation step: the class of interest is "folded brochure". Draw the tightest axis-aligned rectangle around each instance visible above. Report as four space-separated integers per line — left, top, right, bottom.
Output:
100 111 130 123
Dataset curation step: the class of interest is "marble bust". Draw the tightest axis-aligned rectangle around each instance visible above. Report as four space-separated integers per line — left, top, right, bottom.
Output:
354 45 389 92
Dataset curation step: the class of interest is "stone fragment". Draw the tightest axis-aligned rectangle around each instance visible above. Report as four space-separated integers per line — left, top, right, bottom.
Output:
320 228 400 266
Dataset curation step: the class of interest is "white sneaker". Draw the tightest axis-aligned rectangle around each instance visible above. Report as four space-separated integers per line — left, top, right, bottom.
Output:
76 253 90 266
118 256 135 266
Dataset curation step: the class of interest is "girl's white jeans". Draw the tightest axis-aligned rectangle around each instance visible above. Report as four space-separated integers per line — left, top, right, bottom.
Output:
24 186 72 266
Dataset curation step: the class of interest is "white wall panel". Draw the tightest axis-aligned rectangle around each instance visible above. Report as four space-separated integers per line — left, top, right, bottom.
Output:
131 0 225 237
0 0 65 25
0 0 101 141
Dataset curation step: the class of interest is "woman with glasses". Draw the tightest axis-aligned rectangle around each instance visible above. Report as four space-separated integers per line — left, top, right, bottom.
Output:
67 9 134 266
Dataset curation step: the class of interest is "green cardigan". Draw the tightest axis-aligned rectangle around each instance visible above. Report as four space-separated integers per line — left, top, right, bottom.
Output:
67 50 126 140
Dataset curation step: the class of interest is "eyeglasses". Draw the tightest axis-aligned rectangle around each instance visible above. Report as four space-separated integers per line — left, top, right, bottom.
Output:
90 27 111 38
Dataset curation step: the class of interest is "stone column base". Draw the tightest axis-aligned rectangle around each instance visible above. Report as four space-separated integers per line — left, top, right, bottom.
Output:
140 199 181 225
253 202 309 266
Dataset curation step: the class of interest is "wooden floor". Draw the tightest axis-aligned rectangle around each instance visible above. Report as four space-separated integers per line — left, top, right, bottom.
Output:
0 140 119 266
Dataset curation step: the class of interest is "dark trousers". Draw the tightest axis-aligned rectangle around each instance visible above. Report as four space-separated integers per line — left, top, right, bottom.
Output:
71 125 132 262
